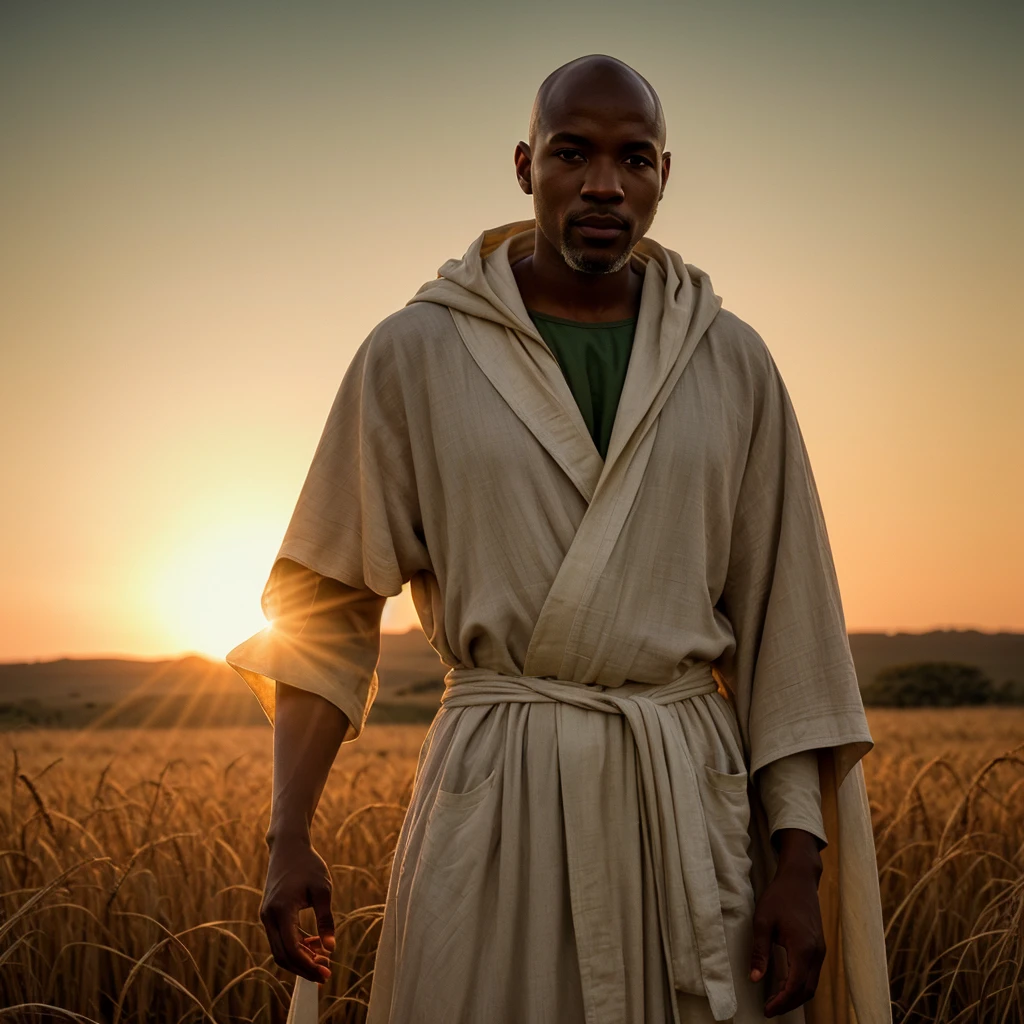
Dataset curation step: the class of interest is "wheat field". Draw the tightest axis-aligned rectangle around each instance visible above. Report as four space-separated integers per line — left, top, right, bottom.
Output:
1 710 1022 1023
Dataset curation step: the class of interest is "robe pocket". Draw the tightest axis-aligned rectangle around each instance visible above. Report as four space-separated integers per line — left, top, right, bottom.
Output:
418 766 501 881
399 766 502 988
433 766 498 811
699 763 755 915
702 763 750 793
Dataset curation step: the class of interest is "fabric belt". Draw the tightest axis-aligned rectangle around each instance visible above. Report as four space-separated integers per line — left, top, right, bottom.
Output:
439 663 739 1023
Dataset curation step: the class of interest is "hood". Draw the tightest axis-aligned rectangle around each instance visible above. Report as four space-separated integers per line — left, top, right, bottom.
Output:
406 219 723 348
404 220 725 503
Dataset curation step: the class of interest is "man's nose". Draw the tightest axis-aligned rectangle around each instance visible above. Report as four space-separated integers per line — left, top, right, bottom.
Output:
580 158 625 203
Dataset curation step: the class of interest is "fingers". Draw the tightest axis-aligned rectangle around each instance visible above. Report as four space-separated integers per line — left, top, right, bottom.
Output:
283 911 332 983
311 883 337 953
748 908 773 983
301 934 331 955
763 937 825 1018
301 935 332 973
261 903 332 984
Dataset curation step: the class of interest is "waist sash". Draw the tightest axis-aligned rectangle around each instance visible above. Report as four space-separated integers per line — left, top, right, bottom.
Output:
439 663 739 1023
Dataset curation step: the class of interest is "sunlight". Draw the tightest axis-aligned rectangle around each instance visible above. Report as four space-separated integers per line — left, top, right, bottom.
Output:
149 520 282 659
383 583 420 634
146 521 424 659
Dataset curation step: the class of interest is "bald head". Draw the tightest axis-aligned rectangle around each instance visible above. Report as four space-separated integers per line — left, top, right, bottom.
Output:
529 54 666 152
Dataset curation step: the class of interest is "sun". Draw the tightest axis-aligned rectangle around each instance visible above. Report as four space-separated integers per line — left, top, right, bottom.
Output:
149 519 282 660
145 515 424 660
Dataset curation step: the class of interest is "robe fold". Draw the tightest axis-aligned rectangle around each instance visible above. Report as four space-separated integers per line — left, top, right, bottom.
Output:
227 220 891 1024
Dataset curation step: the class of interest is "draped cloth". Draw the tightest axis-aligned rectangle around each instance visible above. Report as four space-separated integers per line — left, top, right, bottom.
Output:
367 663 758 1024
227 220 891 1024
439 665 736 1020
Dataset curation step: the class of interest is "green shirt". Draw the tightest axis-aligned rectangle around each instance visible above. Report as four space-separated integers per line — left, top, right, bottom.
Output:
528 311 637 460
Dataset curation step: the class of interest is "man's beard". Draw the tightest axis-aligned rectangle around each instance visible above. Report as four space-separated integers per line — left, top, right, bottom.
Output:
559 222 634 275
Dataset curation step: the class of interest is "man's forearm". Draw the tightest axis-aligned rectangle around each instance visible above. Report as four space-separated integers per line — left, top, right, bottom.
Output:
774 828 824 879
267 681 350 845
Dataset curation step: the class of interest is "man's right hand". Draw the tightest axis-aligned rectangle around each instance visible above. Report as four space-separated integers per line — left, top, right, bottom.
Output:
260 833 336 983
261 677 351 982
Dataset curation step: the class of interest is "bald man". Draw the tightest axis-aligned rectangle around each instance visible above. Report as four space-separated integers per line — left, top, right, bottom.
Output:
228 54 890 1024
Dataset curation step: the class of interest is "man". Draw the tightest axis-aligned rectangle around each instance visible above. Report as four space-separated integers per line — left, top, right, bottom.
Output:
227 55 890 1024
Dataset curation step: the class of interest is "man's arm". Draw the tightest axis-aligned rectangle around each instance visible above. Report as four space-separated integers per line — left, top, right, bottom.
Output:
749 750 828 1017
749 827 826 1017
260 681 349 983
225 320 428 981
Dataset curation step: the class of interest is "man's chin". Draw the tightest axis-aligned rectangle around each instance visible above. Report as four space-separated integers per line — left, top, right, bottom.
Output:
561 244 634 275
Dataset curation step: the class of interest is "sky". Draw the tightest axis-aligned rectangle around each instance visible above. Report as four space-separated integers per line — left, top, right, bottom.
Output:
1 0 1021 662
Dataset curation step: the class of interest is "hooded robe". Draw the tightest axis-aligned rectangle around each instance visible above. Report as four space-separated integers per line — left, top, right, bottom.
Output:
227 221 891 1024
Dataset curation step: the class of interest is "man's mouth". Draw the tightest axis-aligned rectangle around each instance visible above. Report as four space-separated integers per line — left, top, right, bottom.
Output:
572 214 629 242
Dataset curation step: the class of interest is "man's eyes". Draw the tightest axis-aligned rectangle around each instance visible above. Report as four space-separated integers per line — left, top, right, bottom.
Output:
553 149 654 168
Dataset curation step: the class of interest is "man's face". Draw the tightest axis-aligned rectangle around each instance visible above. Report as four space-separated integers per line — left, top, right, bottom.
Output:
516 87 670 275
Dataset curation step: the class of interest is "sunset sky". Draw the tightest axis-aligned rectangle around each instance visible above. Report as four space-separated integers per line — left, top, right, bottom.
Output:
2 1 1021 662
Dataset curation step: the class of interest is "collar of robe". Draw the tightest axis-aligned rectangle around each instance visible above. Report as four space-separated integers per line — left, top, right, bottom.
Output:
407 219 723 504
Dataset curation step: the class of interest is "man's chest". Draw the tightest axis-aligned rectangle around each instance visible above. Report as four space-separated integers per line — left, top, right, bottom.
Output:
415 336 745 508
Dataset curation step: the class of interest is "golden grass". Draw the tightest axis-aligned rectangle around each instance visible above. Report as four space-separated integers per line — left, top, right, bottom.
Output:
1 709 1022 1022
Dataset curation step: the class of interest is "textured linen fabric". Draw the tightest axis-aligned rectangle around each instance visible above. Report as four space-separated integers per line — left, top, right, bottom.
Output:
758 749 827 849
227 220 890 1024
256 559 825 849
530 309 826 850
527 310 637 459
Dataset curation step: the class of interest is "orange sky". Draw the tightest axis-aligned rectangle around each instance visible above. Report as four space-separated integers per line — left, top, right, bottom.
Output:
1 2 1021 661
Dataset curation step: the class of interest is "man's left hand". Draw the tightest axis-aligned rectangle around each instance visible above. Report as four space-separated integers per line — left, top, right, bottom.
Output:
748 828 826 1017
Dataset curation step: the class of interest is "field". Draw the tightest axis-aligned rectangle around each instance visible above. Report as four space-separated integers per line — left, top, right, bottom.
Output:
1 710 1023 1023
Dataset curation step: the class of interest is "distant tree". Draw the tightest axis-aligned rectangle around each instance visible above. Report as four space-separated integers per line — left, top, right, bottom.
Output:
992 676 1024 704
861 661 1023 707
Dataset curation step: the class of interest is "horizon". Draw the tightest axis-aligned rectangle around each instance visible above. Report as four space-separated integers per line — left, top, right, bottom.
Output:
2 0 1021 661
3 624 1022 669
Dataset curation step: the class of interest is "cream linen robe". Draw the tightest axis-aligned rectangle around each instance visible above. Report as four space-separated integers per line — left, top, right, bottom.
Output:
227 221 891 1024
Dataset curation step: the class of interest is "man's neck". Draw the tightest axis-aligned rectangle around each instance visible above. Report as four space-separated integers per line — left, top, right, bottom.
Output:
511 235 644 324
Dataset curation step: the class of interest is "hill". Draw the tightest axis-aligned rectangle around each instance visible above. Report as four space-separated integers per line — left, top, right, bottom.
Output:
0 630 444 729
847 630 1024 692
0 628 1020 728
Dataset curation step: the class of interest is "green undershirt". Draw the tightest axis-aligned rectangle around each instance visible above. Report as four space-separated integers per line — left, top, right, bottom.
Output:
527 310 637 461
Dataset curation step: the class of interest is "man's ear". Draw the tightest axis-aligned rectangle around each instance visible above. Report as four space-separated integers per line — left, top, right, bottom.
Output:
659 151 671 201
514 141 533 195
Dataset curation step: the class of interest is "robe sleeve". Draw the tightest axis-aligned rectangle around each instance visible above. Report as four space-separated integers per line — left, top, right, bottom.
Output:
757 749 827 850
714 336 891 1024
225 323 431 741
713 336 873 785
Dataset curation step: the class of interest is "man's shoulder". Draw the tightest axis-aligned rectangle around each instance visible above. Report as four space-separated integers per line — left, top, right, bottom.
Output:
350 301 460 382
367 302 458 352
707 306 772 363
703 305 781 387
